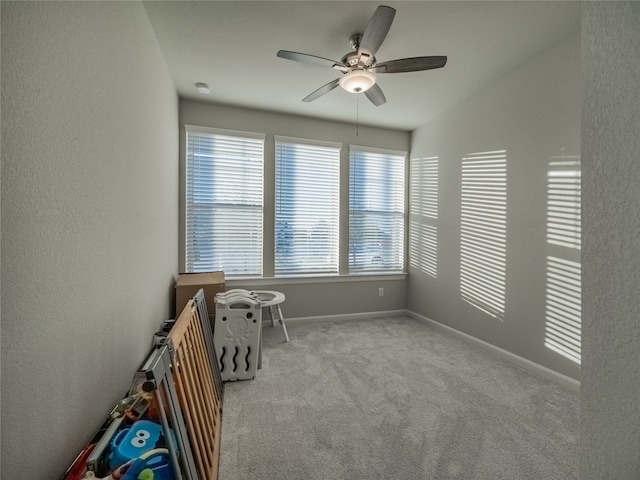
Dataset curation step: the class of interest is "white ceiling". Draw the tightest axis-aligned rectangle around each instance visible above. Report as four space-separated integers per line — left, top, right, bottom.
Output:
143 1 580 131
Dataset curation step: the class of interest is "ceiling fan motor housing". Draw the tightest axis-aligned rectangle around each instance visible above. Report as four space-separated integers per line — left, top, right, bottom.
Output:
341 50 376 69
343 34 377 69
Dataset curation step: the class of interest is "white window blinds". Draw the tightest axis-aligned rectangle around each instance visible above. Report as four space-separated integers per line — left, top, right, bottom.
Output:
185 126 265 277
275 136 340 276
349 147 406 273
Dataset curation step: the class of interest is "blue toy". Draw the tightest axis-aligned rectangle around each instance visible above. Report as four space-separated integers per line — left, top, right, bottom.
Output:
120 448 173 480
108 420 169 470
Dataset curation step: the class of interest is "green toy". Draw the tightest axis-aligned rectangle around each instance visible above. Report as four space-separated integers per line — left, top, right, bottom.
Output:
137 468 154 480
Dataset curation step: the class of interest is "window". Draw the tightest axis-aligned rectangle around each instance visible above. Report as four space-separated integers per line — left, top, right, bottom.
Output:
185 126 265 276
460 150 507 319
349 146 406 273
274 136 340 276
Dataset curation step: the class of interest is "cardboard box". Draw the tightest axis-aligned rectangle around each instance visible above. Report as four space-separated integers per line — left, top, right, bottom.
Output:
175 271 225 319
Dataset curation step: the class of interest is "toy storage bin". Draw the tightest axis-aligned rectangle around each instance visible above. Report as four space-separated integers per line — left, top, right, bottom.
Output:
214 291 262 381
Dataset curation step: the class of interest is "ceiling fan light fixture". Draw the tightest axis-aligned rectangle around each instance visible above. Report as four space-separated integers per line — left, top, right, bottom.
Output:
339 69 377 94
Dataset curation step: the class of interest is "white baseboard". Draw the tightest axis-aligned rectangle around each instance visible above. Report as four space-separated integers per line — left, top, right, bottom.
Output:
283 309 410 325
408 311 580 392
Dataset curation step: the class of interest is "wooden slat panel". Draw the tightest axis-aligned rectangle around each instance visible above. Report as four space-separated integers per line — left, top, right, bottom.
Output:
183 327 214 472
175 338 207 477
169 299 223 480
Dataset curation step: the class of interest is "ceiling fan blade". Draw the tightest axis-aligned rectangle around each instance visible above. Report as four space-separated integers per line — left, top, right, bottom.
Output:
302 78 341 103
372 56 448 74
277 50 347 71
364 84 386 106
358 5 396 59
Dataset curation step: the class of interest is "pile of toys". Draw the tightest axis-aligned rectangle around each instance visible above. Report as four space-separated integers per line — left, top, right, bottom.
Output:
60 380 177 480
60 288 225 480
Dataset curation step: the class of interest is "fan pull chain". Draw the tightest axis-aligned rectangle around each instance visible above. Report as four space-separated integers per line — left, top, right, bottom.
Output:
356 95 359 137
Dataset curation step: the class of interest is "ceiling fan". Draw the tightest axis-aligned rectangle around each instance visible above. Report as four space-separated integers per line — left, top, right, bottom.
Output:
277 5 447 106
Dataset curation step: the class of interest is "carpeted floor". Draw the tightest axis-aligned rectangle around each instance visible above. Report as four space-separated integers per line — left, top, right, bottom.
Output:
219 316 578 480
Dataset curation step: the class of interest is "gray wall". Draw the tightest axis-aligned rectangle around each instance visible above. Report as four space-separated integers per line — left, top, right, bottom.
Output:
581 2 640 478
1 2 178 478
408 32 581 380
179 101 410 317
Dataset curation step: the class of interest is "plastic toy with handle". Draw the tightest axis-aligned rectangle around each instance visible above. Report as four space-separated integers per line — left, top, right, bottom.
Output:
120 448 172 480
82 448 171 480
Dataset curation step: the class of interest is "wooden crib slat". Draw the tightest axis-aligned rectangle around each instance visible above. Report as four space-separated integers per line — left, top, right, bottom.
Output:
175 342 208 477
182 327 214 470
168 299 223 480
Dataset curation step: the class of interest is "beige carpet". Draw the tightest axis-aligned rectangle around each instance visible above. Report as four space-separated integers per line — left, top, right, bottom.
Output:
219 316 578 480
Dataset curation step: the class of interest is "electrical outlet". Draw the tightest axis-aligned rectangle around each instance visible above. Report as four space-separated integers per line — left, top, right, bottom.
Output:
378 287 384 297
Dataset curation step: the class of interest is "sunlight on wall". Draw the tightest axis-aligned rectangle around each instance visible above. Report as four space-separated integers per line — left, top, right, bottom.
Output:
547 158 581 248
545 256 581 364
460 150 507 319
545 155 581 364
409 157 438 277
409 223 438 277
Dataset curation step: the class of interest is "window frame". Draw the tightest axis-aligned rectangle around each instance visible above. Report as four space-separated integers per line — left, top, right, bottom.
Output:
184 125 265 277
274 135 341 277
348 145 407 274
182 125 408 282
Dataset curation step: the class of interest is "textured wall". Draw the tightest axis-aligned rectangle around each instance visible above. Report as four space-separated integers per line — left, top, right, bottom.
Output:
408 32 581 380
0 2 178 477
581 2 640 478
